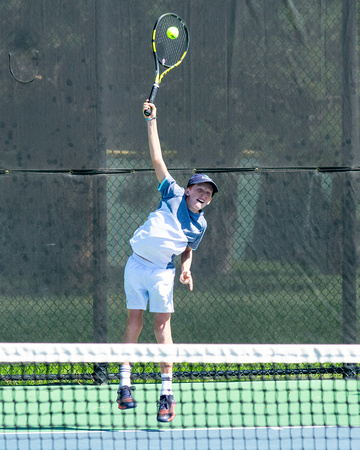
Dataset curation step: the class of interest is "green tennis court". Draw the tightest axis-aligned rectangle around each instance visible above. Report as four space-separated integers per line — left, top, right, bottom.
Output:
1 379 360 449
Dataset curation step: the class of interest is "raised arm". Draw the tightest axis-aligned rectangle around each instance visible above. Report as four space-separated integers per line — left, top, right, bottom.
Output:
143 101 169 184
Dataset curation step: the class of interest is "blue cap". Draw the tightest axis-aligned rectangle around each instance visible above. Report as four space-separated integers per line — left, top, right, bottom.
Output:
187 174 219 195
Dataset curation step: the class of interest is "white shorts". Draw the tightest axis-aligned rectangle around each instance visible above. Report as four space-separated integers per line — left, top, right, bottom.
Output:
124 254 175 313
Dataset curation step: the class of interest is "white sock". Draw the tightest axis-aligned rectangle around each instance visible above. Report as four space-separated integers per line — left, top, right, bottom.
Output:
120 364 131 388
161 373 173 396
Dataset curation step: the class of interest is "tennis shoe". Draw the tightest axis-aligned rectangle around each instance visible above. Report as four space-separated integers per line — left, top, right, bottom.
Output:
157 394 176 422
117 386 137 410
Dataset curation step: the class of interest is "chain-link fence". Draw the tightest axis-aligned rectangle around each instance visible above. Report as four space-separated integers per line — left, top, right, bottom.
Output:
0 1 359 344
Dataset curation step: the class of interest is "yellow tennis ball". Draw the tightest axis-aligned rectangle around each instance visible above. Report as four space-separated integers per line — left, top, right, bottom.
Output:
167 26 179 39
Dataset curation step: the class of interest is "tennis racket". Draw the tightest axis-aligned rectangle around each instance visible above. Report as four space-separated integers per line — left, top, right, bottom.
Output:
144 13 190 116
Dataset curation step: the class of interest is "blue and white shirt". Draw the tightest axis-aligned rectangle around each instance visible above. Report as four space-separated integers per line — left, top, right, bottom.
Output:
130 175 207 269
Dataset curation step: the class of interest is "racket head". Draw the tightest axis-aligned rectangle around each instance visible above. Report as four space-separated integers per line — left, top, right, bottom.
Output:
153 13 189 69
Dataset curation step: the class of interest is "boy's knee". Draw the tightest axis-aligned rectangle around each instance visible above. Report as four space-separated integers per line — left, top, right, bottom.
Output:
154 323 172 344
126 312 143 332
128 319 143 333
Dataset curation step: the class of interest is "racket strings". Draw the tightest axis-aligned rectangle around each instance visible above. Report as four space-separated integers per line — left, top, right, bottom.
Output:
155 17 188 68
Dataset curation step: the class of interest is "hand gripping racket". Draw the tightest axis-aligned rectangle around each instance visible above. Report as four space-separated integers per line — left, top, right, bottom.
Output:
144 13 190 116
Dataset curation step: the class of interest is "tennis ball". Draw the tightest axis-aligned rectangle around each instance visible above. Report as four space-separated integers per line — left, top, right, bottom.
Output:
167 26 179 39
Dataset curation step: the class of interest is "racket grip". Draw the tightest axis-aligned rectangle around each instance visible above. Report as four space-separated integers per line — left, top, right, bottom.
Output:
144 83 159 116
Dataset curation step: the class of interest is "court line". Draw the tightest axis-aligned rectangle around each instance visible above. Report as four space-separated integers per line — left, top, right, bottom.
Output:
0 424 348 436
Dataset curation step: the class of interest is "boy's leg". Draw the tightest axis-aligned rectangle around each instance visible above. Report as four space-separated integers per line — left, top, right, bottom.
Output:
154 313 176 422
154 312 173 380
117 309 143 410
123 309 144 344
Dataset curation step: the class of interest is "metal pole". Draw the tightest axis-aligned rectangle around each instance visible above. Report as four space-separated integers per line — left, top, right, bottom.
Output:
341 0 357 347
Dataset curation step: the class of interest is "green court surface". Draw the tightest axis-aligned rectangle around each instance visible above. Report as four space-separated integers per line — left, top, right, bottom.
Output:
1 379 359 431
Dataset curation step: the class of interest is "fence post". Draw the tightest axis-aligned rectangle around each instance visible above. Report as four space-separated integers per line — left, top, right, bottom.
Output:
341 0 358 346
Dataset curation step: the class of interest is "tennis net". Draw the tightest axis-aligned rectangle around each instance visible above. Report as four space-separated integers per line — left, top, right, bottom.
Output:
0 343 359 450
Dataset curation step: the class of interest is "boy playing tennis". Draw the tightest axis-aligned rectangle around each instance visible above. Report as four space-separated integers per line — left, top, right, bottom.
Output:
116 101 218 423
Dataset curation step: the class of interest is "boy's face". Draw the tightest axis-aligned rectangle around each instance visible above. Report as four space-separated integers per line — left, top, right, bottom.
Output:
185 182 213 213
